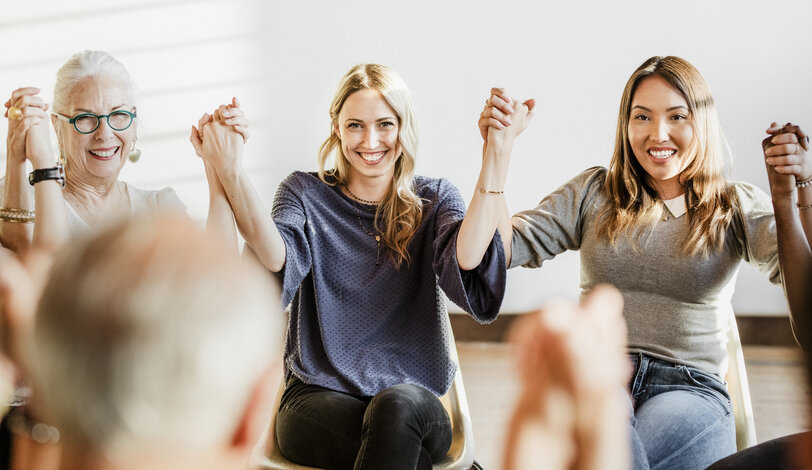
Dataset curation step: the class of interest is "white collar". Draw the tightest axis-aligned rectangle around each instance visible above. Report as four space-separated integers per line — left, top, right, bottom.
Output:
662 193 687 218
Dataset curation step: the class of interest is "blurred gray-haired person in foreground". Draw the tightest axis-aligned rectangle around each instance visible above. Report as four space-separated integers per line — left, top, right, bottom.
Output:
1 213 282 470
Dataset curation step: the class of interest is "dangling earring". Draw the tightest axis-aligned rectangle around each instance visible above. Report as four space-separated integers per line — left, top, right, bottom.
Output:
128 142 141 163
57 147 66 166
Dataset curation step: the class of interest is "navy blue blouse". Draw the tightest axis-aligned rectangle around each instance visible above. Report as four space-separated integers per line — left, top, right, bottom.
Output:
273 172 506 396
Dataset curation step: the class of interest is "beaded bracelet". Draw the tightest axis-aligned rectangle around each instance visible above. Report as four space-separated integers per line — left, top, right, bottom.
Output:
797 176 812 189
0 207 35 223
798 203 812 211
6 407 60 445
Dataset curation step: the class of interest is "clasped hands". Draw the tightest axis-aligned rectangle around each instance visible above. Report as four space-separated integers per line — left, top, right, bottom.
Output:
190 97 250 174
479 87 536 147
762 122 810 195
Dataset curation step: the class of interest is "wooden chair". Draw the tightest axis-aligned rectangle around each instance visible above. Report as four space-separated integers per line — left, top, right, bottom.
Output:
251 332 476 469
726 311 758 450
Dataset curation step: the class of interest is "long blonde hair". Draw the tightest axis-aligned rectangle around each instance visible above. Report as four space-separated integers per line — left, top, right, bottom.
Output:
599 56 736 256
318 64 422 267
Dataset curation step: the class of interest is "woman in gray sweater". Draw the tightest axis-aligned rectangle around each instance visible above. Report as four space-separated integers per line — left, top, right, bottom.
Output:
473 56 812 470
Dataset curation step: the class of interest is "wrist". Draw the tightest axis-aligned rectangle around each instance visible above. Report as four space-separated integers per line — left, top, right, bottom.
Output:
771 195 796 210
215 163 244 189
30 158 56 171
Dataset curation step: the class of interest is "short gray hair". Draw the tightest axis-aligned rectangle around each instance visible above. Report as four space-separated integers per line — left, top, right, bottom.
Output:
31 213 281 459
53 50 136 114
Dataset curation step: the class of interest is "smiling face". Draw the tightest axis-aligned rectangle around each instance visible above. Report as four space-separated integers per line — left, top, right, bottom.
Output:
54 74 136 183
627 74 696 199
334 88 401 186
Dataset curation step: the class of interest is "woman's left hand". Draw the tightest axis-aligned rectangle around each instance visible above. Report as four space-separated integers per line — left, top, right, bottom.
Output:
190 106 245 177
763 122 810 195
196 97 250 143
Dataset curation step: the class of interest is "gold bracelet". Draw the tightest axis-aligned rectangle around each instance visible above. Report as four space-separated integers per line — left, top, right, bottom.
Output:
797 176 812 189
0 207 35 223
798 202 812 211
479 188 504 195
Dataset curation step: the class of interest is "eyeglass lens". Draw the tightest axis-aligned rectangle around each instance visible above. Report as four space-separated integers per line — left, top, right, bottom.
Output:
74 111 134 133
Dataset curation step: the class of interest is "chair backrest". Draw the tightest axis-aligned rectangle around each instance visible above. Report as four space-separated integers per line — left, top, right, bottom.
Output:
726 311 758 450
251 328 475 469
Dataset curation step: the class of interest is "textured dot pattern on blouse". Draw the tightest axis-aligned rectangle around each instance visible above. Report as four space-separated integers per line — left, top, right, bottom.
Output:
272 172 506 397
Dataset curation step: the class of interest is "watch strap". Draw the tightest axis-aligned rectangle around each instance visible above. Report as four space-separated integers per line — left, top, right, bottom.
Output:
29 164 65 188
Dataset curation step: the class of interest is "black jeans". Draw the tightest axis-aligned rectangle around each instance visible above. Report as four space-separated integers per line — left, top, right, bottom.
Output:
276 375 452 470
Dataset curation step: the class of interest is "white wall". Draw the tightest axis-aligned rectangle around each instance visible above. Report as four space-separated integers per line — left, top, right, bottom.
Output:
2 0 810 315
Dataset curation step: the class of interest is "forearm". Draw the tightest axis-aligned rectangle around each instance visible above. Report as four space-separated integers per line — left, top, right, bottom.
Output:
798 185 812 249
773 194 812 346
457 140 514 270
31 179 68 253
0 161 33 252
204 162 238 251
219 167 286 272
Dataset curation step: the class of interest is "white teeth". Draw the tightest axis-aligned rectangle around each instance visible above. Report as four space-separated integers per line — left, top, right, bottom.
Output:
360 151 385 162
649 149 676 159
89 148 118 158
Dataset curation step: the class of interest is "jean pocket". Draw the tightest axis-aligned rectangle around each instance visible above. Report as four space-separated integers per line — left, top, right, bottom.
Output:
677 365 732 414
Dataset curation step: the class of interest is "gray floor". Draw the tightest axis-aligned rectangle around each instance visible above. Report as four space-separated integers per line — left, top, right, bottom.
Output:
457 343 811 470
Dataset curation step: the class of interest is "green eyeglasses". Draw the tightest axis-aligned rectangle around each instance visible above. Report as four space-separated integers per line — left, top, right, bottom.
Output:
53 110 137 134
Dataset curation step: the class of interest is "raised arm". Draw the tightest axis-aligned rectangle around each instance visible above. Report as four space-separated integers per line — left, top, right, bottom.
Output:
2 88 40 251
762 122 812 346
190 102 286 272
190 98 247 251
456 88 535 270
3 87 69 253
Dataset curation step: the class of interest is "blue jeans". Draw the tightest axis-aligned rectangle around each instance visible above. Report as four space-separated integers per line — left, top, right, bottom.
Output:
276 375 452 470
629 353 736 470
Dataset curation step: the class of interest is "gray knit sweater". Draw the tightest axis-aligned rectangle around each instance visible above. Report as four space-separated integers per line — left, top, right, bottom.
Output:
511 167 780 376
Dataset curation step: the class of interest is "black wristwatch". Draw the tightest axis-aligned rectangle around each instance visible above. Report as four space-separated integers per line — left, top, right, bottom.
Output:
29 164 65 188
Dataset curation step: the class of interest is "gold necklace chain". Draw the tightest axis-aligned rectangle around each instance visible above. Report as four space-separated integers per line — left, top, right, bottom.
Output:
349 199 381 266
344 185 382 205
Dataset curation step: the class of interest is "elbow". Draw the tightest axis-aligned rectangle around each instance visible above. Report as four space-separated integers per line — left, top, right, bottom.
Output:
458 255 482 272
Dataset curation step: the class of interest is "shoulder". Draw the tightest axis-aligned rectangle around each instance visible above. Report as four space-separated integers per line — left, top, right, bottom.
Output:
124 182 186 212
573 166 607 190
543 166 607 204
413 175 462 201
729 181 772 214
412 175 465 205
278 171 329 194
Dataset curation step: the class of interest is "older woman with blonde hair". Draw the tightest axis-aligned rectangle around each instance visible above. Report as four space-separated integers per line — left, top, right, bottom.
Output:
194 63 507 469
470 56 812 469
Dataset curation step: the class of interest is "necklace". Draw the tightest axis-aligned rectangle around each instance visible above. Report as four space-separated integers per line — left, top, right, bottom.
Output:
344 185 382 205
349 199 382 265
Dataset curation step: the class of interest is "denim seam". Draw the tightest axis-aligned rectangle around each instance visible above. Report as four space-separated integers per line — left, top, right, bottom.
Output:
677 366 732 416
650 414 730 470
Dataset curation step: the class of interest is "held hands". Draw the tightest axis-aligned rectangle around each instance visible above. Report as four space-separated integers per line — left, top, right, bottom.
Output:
479 87 535 147
5 87 53 168
190 97 250 175
762 122 810 197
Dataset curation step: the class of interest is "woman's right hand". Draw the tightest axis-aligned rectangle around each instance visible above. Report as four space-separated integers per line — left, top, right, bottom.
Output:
190 104 246 177
479 87 536 147
5 87 53 168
